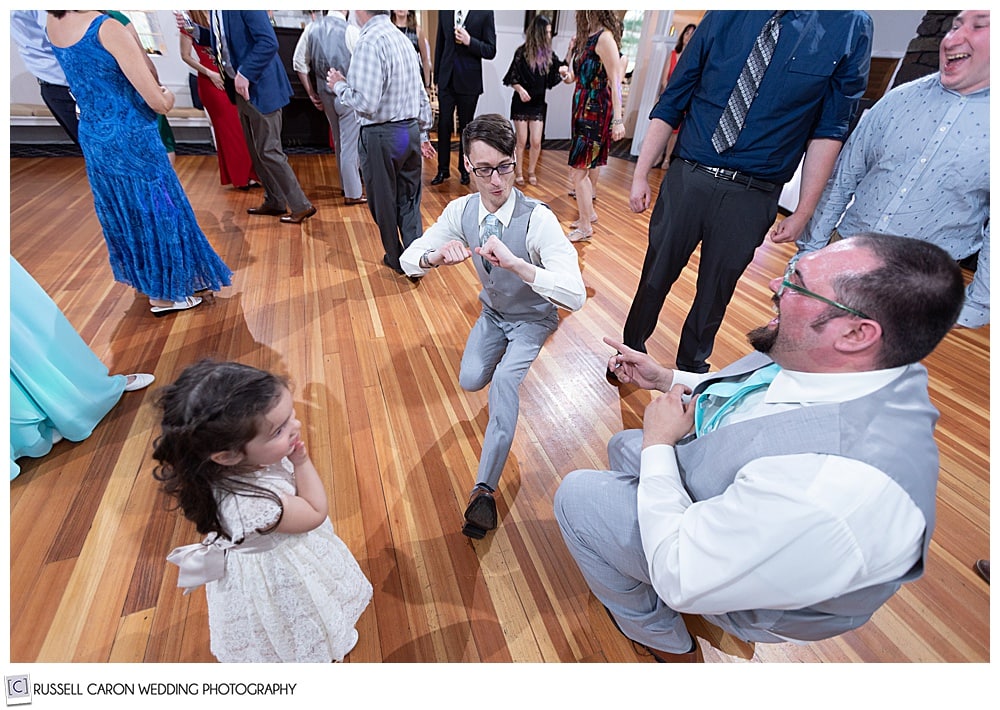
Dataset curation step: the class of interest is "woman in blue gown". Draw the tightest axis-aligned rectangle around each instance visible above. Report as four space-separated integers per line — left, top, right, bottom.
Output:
46 11 231 316
10 257 152 479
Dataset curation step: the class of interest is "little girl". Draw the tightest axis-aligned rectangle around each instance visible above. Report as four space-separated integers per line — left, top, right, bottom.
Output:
153 360 372 663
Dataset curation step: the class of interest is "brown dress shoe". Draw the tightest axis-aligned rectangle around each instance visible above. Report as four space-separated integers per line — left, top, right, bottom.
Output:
280 206 317 224
344 196 368 205
602 604 703 662
247 205 287 216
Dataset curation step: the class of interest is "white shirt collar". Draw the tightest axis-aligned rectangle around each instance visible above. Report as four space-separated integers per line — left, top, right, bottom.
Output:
476 190 517 229
765 366 909 404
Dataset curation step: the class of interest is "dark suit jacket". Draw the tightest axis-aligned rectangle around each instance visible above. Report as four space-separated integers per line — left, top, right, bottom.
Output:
197 11 293 115
434 10 496 95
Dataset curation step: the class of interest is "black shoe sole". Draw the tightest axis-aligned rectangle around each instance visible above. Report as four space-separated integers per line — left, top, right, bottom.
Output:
461 523 488 539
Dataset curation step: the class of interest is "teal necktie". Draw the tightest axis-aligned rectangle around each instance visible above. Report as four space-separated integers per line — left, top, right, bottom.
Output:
694 363 781 437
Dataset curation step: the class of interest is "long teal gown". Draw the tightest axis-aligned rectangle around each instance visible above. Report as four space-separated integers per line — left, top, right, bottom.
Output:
9 257 127 479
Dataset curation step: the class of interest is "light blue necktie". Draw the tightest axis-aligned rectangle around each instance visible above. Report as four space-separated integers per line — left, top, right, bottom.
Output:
694 363 781 437
480 214 501 273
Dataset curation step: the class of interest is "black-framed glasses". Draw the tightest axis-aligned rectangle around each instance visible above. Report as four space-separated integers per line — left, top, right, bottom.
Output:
468 162 516 179
777 261 872 320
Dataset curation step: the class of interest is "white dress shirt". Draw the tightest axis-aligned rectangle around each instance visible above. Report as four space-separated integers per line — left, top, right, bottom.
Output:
638 366 926 616
400 190 586 312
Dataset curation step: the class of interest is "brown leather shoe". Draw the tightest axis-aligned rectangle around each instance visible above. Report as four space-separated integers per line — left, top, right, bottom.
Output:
344 196 368 205
247 205 287 216
975 559 990 584
462 484 496 538
280 206 317 224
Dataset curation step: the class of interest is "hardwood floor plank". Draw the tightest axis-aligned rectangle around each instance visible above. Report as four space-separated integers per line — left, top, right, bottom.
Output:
8 149 990 665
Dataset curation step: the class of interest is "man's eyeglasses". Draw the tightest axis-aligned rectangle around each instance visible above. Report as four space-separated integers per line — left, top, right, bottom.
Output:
468 162 516 179
777 261 872 320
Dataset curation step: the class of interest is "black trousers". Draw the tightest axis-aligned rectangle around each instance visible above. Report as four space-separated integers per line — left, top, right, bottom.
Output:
39 81 79 146
622 159 781 373
436 86 479 177
359 120 424 269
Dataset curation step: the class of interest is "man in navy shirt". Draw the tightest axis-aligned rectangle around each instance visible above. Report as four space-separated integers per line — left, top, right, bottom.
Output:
616 11 872 376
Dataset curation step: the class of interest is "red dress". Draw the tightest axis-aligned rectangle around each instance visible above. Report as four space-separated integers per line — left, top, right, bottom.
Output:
192 43 257 188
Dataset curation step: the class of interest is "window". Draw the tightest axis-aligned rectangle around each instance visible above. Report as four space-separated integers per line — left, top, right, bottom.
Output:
119 11 166 56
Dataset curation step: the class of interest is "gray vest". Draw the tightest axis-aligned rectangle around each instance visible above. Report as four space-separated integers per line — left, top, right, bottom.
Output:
461 190 556 322
309 15 351 96
677 352 939 641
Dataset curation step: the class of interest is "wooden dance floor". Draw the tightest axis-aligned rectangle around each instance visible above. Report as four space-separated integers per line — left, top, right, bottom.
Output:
8 148 990 665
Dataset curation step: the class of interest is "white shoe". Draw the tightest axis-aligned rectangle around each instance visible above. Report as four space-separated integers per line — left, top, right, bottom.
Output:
150 296 202 316
124 373 155 391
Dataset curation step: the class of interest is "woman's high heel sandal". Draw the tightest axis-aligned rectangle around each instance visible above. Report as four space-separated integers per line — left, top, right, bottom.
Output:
515 174 525 185
527 173 538 185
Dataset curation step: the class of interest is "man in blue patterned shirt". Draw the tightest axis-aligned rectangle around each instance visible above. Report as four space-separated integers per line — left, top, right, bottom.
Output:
795 10 989 328
327 10 436 275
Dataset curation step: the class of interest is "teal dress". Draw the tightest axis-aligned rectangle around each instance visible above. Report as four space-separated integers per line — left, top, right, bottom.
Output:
9 257 127 479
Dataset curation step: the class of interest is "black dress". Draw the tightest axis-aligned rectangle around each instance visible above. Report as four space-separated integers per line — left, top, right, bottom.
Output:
503 47 565 122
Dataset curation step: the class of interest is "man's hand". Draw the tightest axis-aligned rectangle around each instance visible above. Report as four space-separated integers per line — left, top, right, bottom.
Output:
476 236 521 272
642 384 695 448
603 337 672 391
454 26 471 46
768 210 810 244
629 176 652 213
234 72 250 101
326 67 345 91
421 140 437 160
307 92 323 110
431 240 473 267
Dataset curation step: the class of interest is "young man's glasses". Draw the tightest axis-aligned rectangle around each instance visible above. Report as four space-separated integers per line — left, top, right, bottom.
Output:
469 162 516 179
777 261 872 320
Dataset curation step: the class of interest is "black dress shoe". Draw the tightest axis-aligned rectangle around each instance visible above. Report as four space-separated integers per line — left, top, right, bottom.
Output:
430 171 450 185
460 173 470 185
462 484 497 538
975 559 990 584
382 254 405 275
247 205 288 216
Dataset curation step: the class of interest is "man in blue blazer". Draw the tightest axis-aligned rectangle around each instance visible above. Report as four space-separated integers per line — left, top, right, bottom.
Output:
183 10 315 223
432 10 496 186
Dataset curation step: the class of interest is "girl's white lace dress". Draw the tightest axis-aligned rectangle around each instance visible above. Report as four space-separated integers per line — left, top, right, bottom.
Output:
206 458 372 662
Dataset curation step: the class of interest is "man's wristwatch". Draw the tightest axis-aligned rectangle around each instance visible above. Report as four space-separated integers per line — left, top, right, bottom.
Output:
419 250 437 269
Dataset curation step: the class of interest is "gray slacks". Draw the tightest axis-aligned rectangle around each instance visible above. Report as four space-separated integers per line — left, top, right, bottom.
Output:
554 429 787 653
460 306 558 491
318 91 363 200
235 94 311 213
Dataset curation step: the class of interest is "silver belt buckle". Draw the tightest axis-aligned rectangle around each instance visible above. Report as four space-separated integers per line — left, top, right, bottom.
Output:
708 166 722 178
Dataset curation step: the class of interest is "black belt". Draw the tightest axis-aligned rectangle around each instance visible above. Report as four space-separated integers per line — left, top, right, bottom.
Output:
677 158 777 192
363 118 416 129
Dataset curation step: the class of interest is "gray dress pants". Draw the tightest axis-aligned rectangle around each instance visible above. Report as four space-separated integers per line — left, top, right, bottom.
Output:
460 305 557 491
236 94 311 213
318 91 363 200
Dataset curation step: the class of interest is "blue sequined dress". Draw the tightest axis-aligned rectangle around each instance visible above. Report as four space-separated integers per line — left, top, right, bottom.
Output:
50 14 231 302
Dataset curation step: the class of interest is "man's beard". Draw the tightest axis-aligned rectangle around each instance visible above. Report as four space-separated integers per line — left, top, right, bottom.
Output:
747 323 778 353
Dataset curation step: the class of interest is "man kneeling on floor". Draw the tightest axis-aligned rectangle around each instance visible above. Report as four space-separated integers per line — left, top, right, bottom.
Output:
555 234 964 661
402 113 586 538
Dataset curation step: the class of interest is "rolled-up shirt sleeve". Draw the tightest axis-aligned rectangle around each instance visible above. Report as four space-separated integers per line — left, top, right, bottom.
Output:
525 206 586 311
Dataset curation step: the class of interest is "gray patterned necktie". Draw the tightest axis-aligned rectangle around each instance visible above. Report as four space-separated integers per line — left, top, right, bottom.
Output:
480 214 501 274
711 11 785 154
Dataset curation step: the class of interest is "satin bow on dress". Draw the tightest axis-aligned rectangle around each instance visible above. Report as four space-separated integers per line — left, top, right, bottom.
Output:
167 532 277 594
